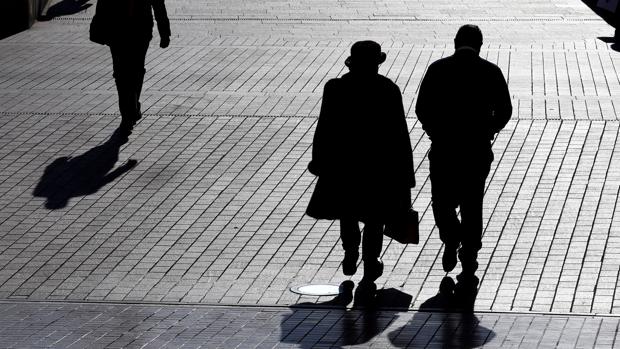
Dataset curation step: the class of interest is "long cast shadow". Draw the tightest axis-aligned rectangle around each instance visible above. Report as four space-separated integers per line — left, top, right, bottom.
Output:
33 128 136 209
388 277 495 348
39 0 92 21
280 281 413 348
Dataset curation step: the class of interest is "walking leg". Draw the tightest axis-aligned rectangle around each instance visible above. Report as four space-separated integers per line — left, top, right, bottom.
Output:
340 219 361 275
454 166 488 311
457 155 490 280
429 152 461 272
110 43 137 129
134 40 150 121
457 193 483 278
362 221 383 281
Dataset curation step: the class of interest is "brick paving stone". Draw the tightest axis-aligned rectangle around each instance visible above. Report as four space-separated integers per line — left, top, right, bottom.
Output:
2 301 619 349
1 0 620 345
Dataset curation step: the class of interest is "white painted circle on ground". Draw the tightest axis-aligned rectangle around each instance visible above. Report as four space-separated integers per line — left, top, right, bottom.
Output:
290 284 341 296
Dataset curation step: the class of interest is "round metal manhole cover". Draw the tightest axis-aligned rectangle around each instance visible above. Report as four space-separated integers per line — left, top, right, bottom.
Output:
290 284 341 296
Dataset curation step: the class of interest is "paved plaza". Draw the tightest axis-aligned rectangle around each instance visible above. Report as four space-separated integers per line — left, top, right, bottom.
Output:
1 0 620 347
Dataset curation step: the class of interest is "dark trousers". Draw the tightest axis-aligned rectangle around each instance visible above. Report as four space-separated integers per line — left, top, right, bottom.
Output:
340 219 383 261
429 146 492 275
110 40 150 123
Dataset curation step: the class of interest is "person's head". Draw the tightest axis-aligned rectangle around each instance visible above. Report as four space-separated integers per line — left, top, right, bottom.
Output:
345 40 386 75
454 24 483 53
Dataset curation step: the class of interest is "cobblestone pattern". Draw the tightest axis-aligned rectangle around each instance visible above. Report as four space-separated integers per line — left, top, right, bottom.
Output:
1 301 620 349
1 0 620 319
41 0 602 20
2 22 620 120
0 110 618 314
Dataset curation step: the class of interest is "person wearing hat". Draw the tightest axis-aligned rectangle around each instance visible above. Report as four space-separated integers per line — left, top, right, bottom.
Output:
306 40 416 288
416 25 512 305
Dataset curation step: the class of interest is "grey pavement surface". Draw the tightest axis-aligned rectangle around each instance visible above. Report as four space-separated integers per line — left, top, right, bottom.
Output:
1 0 620 347
3 301 620 348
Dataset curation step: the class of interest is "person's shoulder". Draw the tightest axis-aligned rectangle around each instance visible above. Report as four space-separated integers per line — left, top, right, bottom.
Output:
323 77 343 91
377 74 396 85
377 75 401 91
478 57 503 73
430 55 453 68
423 56 453 77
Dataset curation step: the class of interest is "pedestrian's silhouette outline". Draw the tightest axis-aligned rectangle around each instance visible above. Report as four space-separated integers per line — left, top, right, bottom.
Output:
33 128 136 209
90 0 171 136
306 40 416 292
415 25 512 301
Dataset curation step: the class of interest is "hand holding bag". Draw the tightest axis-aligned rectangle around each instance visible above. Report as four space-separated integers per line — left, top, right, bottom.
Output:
384 208 419 244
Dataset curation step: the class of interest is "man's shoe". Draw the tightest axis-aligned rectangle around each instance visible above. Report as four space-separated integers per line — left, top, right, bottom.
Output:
353 279 377 307
342 250 359 276
454 274 479 312
363 258 384 282
442 244 458 272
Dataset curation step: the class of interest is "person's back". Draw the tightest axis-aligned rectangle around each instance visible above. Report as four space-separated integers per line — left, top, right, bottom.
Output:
93 0 170 44
417 50 510 150
317 72 411 186
90 0 170 135
307 41 415 291
111 0 169 42
416 24 511 157
415 25 511 309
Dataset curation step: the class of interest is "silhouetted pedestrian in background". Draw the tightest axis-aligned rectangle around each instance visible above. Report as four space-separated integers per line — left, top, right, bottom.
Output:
90 0 170 134
416 25 512 304
307 41 415 291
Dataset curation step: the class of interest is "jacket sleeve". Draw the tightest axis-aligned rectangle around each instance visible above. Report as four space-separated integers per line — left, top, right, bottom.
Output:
489 66 512 135
308 80 336 176
415 64 438 139
151 0 171 38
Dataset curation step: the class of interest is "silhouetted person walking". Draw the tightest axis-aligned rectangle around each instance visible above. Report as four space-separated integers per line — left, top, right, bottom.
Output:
90 0 170 134
416 25 512 301
307 41 415 289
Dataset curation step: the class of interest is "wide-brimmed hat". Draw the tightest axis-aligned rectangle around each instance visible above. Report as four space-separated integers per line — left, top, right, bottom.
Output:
345 40 387 67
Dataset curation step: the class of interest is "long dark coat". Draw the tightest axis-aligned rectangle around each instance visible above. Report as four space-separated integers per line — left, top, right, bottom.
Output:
306 72 415 223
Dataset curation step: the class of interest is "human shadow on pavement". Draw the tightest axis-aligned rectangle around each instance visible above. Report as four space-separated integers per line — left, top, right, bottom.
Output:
388 277 495 348
39 0 92 21
280 281 412 348
33 128 136 209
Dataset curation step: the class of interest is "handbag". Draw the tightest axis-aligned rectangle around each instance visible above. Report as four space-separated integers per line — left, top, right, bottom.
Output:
384 208 419 244
89 0 111 45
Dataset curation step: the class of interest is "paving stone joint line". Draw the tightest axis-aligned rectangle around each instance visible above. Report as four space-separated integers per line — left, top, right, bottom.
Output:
3 299 620 319
47 17 605 23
